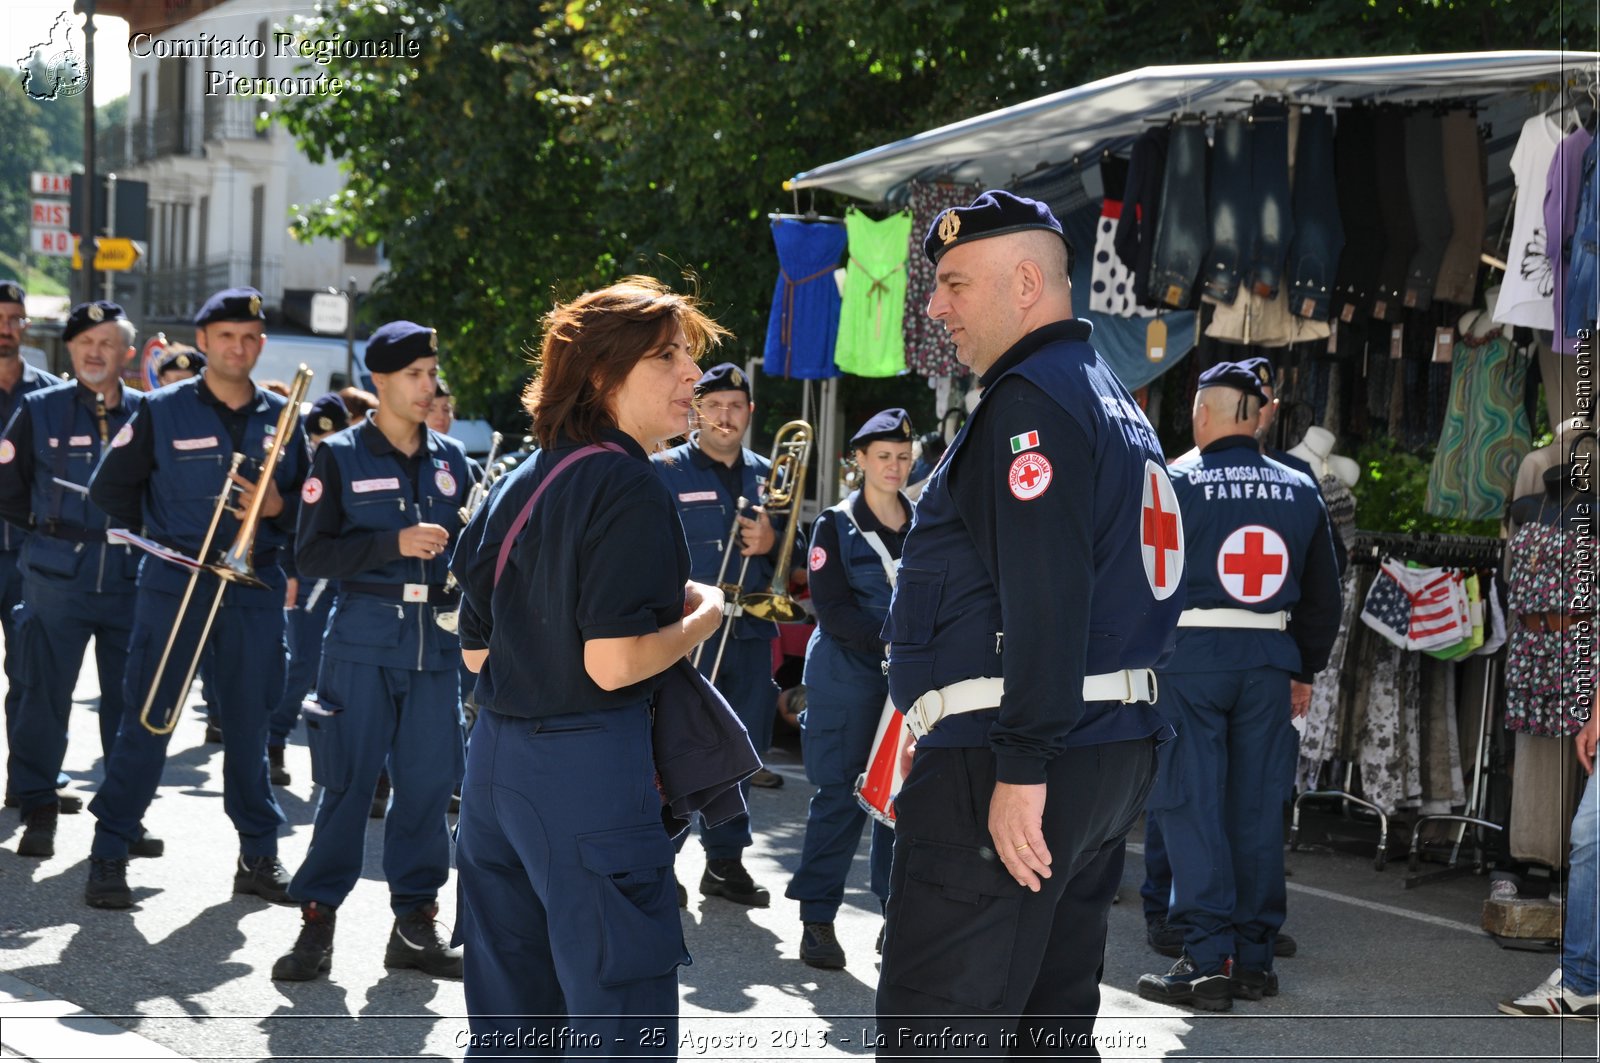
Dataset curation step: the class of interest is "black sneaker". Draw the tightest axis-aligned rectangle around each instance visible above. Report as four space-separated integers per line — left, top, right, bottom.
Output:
85 857 132 909
800 922 846 969
700 859 771 907
1229 966 1280 1001
272 902 337 981
130 831 165 858
370 774 391 819
234 855 294 904
384 904 464 979
1147 917 1185 958
17 805 57 858
268 746 291 787
1136 954 1234 1012
1274 932 1298 958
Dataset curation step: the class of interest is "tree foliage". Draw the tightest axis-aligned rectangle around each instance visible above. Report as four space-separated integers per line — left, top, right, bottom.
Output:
0 70 87 289
276 0 1592 425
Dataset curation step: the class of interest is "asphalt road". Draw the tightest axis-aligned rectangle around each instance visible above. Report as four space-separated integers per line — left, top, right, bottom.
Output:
1 657 1596 1061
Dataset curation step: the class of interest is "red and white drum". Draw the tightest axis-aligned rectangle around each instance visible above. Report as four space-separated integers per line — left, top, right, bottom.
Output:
854 696 909 828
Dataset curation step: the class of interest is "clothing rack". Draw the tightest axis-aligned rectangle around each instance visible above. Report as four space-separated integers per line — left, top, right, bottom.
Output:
1291 529 1506 874
1404 655 1504 888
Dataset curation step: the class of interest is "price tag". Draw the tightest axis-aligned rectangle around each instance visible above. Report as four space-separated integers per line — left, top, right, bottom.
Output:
1146 318 1168 362
1327 320 1338 356
1433 327 1455 364
1389 324 1404 360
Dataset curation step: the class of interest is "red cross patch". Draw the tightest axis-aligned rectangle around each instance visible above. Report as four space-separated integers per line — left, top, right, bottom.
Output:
1007 452 1053 501
1217 525 1289 603
808 546 828 571
301 477 323 505
1140 460 1184 599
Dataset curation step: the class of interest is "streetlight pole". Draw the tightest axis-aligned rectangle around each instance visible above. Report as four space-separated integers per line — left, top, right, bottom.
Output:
76 0 97 304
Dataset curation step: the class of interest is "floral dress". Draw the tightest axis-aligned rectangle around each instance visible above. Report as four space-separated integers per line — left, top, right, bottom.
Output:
1503 518 1593 737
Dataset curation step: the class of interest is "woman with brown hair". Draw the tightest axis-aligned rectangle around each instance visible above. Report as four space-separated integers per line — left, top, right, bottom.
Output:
449 277 729 1057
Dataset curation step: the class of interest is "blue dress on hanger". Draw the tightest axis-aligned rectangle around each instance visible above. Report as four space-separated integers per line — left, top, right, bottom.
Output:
763 218 846 380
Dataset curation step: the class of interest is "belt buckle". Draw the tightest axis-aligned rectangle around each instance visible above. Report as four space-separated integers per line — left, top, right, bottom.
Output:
1122 669 1156 705
907 689 943 739
402 583 429 603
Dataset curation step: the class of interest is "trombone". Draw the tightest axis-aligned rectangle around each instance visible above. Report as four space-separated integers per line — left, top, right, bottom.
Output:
437 431 504 633
138 365 314 736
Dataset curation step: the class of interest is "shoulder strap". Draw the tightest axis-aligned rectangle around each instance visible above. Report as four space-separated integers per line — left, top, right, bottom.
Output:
831 496 899 589
493 443 625 586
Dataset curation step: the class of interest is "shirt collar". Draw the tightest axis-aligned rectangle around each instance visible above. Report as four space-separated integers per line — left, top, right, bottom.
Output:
1201 434 1261 455
359 414 429 459
977 318 1094 390
196 371 267 414
73 380 128 409
850 490 911 535
552 426 651 462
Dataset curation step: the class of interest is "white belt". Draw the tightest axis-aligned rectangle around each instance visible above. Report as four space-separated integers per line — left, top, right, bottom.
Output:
904 669 1159 740
1177 607 1288 631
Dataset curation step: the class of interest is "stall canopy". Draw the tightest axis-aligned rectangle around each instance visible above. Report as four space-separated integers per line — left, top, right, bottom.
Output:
790 51 1598 203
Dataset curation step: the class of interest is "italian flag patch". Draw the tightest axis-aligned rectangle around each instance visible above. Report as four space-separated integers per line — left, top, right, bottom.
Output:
1008 430 1040 454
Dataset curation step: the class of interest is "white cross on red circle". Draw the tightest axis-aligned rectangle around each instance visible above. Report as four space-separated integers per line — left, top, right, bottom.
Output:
1217 525 1288 603
1140 459 1184 599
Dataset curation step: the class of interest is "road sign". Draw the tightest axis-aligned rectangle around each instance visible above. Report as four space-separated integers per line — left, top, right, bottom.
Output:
309 291 349 335
30 172 71 196
31 228 73 256
70 237 144 272
32 199 70 228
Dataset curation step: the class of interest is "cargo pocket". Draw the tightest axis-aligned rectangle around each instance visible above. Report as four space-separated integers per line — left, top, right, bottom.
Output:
887 561 947 645
577 823 687 986
1144 727 1185 813
303 700 351 793
885 838 1022 1010
799 709 849 787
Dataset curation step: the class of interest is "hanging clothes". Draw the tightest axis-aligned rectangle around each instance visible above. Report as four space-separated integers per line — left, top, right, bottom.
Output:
1087 155 1156 319
1494 113 1564 330
1331 106 1386 325
1433 110 1487 307
1503 517 1594 738
1562 136 1600 343
1402 112 1453 312
1548 127 1595 352
902 180 981 377
834 207 912 378
1370 109 1419 322
1114 127 1170 311
1424 330 1532 520
762 218 847 380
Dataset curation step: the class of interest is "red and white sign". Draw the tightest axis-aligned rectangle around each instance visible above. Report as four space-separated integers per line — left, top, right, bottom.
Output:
30 172 71 197
1217 525 1289 604
808 546 828 571
1007 452 1053 501
30 228 73 256
1140 460 1184 600
32 200 69 227
301 477 323 504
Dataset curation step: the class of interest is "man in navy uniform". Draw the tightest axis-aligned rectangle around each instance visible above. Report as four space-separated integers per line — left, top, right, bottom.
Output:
0 302 160 858
875 191 1186 1055
1136 361 1341 1011
271 322 468 981
154 346 205 387
0 280 63 802
654 363 784 907
85 287 308 909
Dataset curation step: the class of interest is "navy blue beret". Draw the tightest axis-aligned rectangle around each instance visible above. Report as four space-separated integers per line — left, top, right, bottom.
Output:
694 362 749 397
1236 356 1275 393
0 280 25 307
155 347 205 376
305 392 350 437
63 300 127 342
194 287 265 328
923 189 1073 266
366 320 439 373
850 408 915 449
1197 361 1268 402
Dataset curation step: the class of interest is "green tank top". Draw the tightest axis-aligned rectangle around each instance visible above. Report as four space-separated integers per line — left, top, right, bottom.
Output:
834 207 913 378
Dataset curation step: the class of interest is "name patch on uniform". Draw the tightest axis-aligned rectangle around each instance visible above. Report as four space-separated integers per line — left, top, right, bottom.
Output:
434 468 457 497
301 477 324 504
351 477 400 493
69 435 93 446
111 424 133 448
808 546 828 571
0 440 13 465
1217 524 1289 604
1008 430 1040 454
678 491 719 503
172 436 219 451
1007 452 1053 501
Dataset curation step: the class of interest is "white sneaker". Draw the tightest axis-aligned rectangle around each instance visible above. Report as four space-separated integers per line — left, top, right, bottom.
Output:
1489 879 1519 902
1497 968 1600 1019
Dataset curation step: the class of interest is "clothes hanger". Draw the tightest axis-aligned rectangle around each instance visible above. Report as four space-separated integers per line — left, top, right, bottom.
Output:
767 189 842 224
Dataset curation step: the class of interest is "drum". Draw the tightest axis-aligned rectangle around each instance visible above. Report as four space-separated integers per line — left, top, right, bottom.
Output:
854 696 908 827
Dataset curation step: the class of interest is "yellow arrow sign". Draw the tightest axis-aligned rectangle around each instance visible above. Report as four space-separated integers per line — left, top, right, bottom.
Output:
71 237 143 272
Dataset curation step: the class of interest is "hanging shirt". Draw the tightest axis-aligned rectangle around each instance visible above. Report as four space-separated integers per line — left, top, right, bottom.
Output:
1494 113 1564 330
834 208 912 378
1546 127 1594 352
762 218 846 380
1424 332 1532 520
903 180 981 377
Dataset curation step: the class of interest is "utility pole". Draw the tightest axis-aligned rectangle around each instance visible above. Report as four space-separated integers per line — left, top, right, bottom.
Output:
76 0 97 304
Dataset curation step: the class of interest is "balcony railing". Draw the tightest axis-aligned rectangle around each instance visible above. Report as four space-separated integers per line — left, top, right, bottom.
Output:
125 256 283 322
96 99 272 168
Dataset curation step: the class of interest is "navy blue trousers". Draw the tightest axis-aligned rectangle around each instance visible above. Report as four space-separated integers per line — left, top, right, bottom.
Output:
681 636 775 860
270 581 334 744
456 705 684 1058
0 549 25 750
6 580 133 811
290 656 462 914
877 738 1156 1059
1147 669 1295 973
90 583 287 860
1139 810 1172 923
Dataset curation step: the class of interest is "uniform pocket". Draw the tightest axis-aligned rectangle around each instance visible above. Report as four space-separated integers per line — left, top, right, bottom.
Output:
1145 727 1186 812
303 700 350 793
576 823 686 986
329 597 407 649
885 838 1021 1010
21 537 83 580
886 561 946 645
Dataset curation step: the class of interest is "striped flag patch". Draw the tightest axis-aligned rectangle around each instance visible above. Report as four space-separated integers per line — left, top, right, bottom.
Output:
1008 430 1040 454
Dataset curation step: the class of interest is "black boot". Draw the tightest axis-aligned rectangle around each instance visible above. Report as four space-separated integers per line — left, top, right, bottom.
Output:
1136 953 1234 1012
383 903 463 979
129 830 165 858
800 922 846 969
272 902 337 981
268 745 291 787
700 858 771 907
17 804 58 858
234 854 294 904
85 857 132 909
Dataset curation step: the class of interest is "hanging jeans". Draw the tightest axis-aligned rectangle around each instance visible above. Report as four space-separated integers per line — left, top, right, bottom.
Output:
1247 100 1293 299
1566 138 1600 338
1372 110 1419 320
1147 121 1208 309
1434 111 1486 307
1287 106 1344 320
1202 116 1255 303
1332 107 1386 324
1403 113 1453 312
